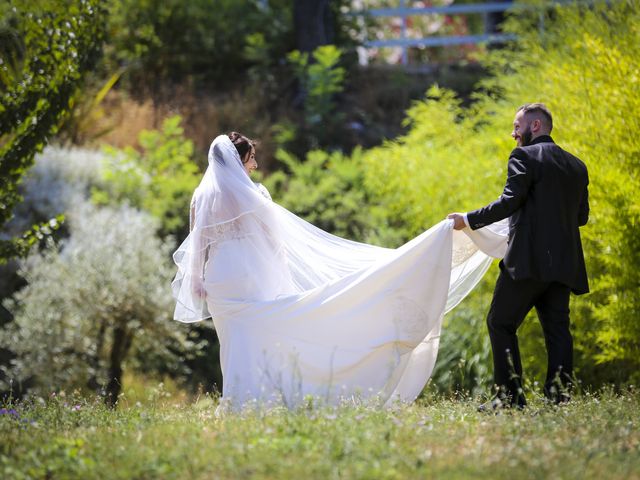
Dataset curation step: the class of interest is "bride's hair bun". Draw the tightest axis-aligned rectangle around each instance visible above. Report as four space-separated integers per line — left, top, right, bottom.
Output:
228 131 256 164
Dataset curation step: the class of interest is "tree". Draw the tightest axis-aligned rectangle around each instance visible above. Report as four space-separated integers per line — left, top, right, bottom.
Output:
0 0 105 263
0 204 203 407
105 0 292 97
293 0 333 53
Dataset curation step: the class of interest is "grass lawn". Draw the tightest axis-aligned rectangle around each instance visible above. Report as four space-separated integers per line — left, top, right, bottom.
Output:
1 388 638 479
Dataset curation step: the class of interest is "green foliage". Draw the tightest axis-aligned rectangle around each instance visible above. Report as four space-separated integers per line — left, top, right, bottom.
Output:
0 216 64 265
242 1 295 100
1 390 639 479
0 0 105 263
263 147 402 246
0 204 203 401
288 45 346 124
92 115 200 238
288 45 347 148
60 69 125 144
363 85 511 239
105 0 294 93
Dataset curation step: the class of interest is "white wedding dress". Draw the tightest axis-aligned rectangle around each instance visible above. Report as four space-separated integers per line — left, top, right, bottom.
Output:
172 136 508 409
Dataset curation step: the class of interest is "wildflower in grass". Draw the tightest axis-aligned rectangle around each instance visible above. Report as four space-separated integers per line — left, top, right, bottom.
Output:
0 408 20 418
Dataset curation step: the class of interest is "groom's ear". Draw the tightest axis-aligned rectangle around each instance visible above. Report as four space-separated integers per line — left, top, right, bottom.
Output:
531 118 542 134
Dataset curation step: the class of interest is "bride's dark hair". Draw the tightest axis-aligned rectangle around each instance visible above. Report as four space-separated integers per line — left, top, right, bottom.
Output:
228 131 255 164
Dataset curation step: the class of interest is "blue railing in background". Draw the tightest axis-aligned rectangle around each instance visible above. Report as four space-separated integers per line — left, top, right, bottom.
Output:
352 1 566 64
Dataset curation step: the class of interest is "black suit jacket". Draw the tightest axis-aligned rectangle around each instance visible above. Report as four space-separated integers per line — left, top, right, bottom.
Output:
467 135 589 294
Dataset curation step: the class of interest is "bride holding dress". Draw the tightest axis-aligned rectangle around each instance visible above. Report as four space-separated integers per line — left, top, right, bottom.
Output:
172 133 508 409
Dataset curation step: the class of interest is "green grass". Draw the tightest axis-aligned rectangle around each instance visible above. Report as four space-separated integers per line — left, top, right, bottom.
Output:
1 388 639 479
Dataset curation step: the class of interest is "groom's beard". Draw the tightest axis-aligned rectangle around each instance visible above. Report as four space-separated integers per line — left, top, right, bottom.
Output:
519 127 533 147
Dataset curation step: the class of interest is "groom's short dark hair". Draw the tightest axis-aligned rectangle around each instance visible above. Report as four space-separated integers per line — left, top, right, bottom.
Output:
518 103 553 132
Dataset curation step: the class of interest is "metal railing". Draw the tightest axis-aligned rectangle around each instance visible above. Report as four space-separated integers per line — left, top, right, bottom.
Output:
353 1 557 65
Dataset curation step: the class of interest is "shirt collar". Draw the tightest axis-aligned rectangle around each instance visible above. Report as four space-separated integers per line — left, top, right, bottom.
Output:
529 135 554 146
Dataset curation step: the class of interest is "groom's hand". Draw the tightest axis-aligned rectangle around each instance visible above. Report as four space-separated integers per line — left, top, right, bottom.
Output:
447 213 467 230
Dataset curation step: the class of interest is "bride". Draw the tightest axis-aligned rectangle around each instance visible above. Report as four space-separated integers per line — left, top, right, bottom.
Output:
172 133 508 409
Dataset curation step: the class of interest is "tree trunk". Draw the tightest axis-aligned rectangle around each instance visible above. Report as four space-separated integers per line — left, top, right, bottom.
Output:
294 0 333 53
105 324 133 408
87 319 107 392
292 0 336 122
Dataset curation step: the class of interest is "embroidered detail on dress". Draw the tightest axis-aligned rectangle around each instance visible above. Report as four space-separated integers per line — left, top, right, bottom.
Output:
452 240 478 267
201 219 250 247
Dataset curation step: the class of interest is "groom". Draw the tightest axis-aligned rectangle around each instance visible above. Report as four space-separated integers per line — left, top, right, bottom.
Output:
448 103 589 409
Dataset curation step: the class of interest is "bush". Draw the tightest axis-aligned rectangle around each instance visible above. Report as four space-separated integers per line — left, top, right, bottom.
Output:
92 115 200 239
1 144 217 401
7 147 105 235
0 147 105 300
0 204 203 405
263 147 404 247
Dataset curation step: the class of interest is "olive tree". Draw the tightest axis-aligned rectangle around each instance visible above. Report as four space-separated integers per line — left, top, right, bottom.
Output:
0 204 203 407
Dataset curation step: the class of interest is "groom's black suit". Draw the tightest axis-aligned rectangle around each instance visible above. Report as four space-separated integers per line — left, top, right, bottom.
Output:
467 135 589 403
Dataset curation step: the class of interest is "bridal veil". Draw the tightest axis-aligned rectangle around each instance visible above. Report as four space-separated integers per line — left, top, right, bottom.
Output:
172 135 508 408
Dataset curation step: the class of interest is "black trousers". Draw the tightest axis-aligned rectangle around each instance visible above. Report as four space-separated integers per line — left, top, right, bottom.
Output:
487 264 573 403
